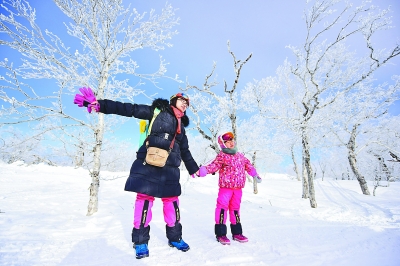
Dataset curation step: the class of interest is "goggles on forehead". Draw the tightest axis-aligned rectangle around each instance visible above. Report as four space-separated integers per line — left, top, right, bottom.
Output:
170 92 190 105
222 132 234 142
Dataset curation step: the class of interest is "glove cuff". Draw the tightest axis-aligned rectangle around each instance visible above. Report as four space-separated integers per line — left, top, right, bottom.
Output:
248 168 258 177
88 102 100 113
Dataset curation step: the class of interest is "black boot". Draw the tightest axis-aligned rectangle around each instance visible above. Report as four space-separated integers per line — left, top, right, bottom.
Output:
215 224 230 245
132 226 150 259
215 224 227 237
132 225 150 246
166 223 190 252
166 222 182 242
230 223 248 243
230 223 242 235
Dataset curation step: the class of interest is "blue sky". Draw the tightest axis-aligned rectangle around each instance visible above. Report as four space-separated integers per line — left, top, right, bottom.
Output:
14 0 398 97
1 0 399 144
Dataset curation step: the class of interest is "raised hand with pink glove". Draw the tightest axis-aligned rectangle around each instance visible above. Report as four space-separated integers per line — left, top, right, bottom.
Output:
73 87 100 113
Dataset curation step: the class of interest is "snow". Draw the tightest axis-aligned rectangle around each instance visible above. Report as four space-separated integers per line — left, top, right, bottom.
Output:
1 161 399 266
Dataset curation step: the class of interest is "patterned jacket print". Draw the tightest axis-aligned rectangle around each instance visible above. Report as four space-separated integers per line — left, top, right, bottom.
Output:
204 151 257 189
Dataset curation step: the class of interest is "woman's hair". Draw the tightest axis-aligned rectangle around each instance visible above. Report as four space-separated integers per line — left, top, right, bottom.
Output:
170 92 190 107
170 97 178 108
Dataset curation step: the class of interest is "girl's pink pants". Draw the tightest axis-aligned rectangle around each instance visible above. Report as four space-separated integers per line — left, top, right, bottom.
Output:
215 188 242 225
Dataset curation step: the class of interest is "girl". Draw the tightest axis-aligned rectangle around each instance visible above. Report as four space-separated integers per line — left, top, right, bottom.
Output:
195 131 262 245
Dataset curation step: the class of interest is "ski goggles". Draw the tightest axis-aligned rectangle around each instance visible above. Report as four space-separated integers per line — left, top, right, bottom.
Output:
170 92 190 106
221 132 234 142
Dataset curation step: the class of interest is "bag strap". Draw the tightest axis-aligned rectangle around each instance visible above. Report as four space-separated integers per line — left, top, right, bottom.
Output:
169 132 177 152
146 107 178 153
138 120 148 148
147 108 161 137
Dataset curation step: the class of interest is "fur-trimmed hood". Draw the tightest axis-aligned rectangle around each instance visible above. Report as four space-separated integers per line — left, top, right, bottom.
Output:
151 98 190 127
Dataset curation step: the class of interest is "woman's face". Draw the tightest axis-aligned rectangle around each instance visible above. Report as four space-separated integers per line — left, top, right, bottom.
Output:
176 97 188 112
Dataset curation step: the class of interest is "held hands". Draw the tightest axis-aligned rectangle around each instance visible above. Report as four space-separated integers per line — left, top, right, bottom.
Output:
73 87 100 113
191 166 208 178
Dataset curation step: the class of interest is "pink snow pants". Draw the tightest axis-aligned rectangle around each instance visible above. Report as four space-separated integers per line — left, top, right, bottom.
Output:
215 188 242 225
133 193 180 228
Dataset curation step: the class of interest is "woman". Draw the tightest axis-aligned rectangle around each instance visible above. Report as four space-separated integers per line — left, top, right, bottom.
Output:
74 89 199 259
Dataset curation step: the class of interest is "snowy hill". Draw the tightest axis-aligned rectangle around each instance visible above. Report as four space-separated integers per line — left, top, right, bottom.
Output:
1 161 399 265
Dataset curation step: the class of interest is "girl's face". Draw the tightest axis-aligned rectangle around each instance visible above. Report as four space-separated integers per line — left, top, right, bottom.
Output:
224 139 235 149
176 97 188 112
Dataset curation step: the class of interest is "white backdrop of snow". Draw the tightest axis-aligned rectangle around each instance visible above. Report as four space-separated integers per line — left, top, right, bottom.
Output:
0 161 399 265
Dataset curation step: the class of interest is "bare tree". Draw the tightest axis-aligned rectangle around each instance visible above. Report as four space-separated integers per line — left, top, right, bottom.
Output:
291 144 301 181
0 126 42 164
291 0 399 206
243 0 400 207
325 76 399 194
0 0 179 215
185 41 252 154
389 151 400 163
372 154 392 196
318 160 326 181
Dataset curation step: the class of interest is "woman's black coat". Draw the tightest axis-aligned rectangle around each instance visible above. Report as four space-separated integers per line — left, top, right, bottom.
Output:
98 98 199 198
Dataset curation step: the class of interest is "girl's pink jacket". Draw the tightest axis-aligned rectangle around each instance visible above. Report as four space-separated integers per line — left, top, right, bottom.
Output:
204 152 258 189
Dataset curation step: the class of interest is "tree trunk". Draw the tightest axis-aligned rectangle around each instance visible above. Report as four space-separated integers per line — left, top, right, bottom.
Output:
347 125 370 195
378 156 391 184
291 144 301 181
302 133 317 208
74 141 84 168
252 151 258 194
86 62 108 216
87 113 105 216
301 147 309 199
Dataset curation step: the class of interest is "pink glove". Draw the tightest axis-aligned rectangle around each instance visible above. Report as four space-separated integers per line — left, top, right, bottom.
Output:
73 87 99 113
191 166 208 178
254 175 262 183
198 166 207 177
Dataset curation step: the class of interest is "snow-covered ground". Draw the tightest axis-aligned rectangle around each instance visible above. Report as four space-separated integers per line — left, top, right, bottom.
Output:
0 161 399 266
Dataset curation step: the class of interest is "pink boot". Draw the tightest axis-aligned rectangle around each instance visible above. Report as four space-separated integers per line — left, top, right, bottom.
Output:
232 234 248 243
216 236 231 245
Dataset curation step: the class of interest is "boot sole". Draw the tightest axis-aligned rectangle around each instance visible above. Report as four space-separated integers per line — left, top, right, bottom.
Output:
136 253 149 259
233 239 248 243
168 243 190 252
216 239 231 245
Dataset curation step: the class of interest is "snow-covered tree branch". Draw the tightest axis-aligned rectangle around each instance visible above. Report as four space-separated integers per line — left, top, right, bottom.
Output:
242 0 400 208
0 0 180 215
